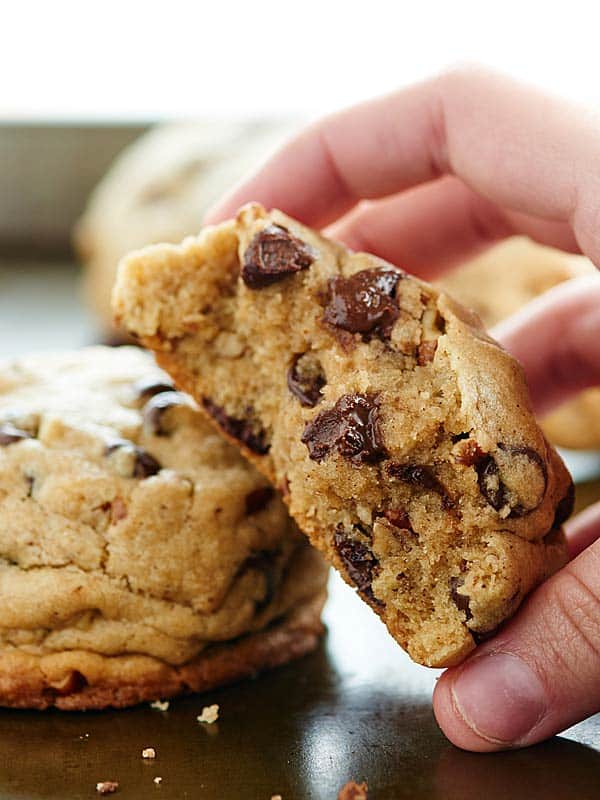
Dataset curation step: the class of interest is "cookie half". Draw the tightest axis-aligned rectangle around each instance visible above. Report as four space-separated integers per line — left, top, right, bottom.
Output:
0 346 328 709
114 205 573 668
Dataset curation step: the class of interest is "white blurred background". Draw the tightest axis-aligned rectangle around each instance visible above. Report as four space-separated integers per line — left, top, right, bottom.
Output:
2 0 599 120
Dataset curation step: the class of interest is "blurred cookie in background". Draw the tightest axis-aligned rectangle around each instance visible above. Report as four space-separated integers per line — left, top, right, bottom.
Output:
439 237 600 451
74 120 296 339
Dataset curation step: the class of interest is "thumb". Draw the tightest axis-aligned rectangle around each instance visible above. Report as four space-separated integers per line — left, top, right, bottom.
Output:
433 530 600 751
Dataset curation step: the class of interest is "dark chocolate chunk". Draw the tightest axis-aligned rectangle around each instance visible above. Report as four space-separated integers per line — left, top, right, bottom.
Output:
242 224 316 288
552 481 575 529
202 398 270 455
105 441 162 478
245 486 274 515
142 391 188 436
450 576 473 620
322 267 403 340
287 353 326 407
132 375 175 400
333 529 383 607
301 393 387 464
0 423 33 446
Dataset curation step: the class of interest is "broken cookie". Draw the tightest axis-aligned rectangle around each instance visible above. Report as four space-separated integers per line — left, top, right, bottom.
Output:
114 203 572 667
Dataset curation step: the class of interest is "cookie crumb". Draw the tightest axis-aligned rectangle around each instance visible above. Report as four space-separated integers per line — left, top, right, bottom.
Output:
338 781 368 800
150 700 169 711
142 747 156 759
197 703 219 724
96 781 119 795
153 777 162 785
270 795 283 800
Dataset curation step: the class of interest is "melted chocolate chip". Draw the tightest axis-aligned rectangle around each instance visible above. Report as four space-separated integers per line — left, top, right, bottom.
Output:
322 268 403 340
133 375 175 400
202 398 270 455
476 444 546 517
386 463 454 508
245 486 274 515
301 394 387 465
333 529 383 607
242 224 316 288
132 449 162 478
241 550 278 612
287 353 326 407
105 441 162 478
53 669 88 696
476 454 505 511
0 423 33 446
142 391 188 436
449 576 473 620
552 481 575 529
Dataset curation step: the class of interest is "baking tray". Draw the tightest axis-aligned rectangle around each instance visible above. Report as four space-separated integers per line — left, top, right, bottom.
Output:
0 124 598 799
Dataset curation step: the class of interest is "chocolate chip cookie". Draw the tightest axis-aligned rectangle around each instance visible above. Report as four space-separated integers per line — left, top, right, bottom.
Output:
114 204 572 668
0 346 327 709
439 237 600 450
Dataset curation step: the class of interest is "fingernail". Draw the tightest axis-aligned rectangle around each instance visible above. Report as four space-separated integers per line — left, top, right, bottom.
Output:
451 652 547 744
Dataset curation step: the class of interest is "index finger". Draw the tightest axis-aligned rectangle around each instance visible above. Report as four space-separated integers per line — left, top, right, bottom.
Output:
206 66 600 265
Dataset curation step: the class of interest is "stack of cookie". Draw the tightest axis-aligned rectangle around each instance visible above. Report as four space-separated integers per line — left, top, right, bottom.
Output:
0 347 327 709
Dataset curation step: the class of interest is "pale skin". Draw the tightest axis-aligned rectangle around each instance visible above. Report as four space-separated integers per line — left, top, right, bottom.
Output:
206 66 600 752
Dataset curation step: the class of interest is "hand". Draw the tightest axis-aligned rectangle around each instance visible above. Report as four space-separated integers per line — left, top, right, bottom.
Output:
206 66 600 751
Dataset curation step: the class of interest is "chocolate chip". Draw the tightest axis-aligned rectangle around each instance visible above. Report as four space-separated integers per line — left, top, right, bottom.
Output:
142 391 188 436
449 576 472 620
202 398 270 455
245 486 274 515
52 669 88 696
133 375 175 400
476 454 505 511
322 267 403 340
287 353 326 407
386 463 454 508
552 481 575 529
105 441 162 478
333 529 383 607
0 423 33 446
242 224 316 288
241 550 278 612
301 394 387 465
476 444 546 517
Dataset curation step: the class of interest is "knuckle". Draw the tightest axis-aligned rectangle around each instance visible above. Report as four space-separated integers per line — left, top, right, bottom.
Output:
547 567 600 663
